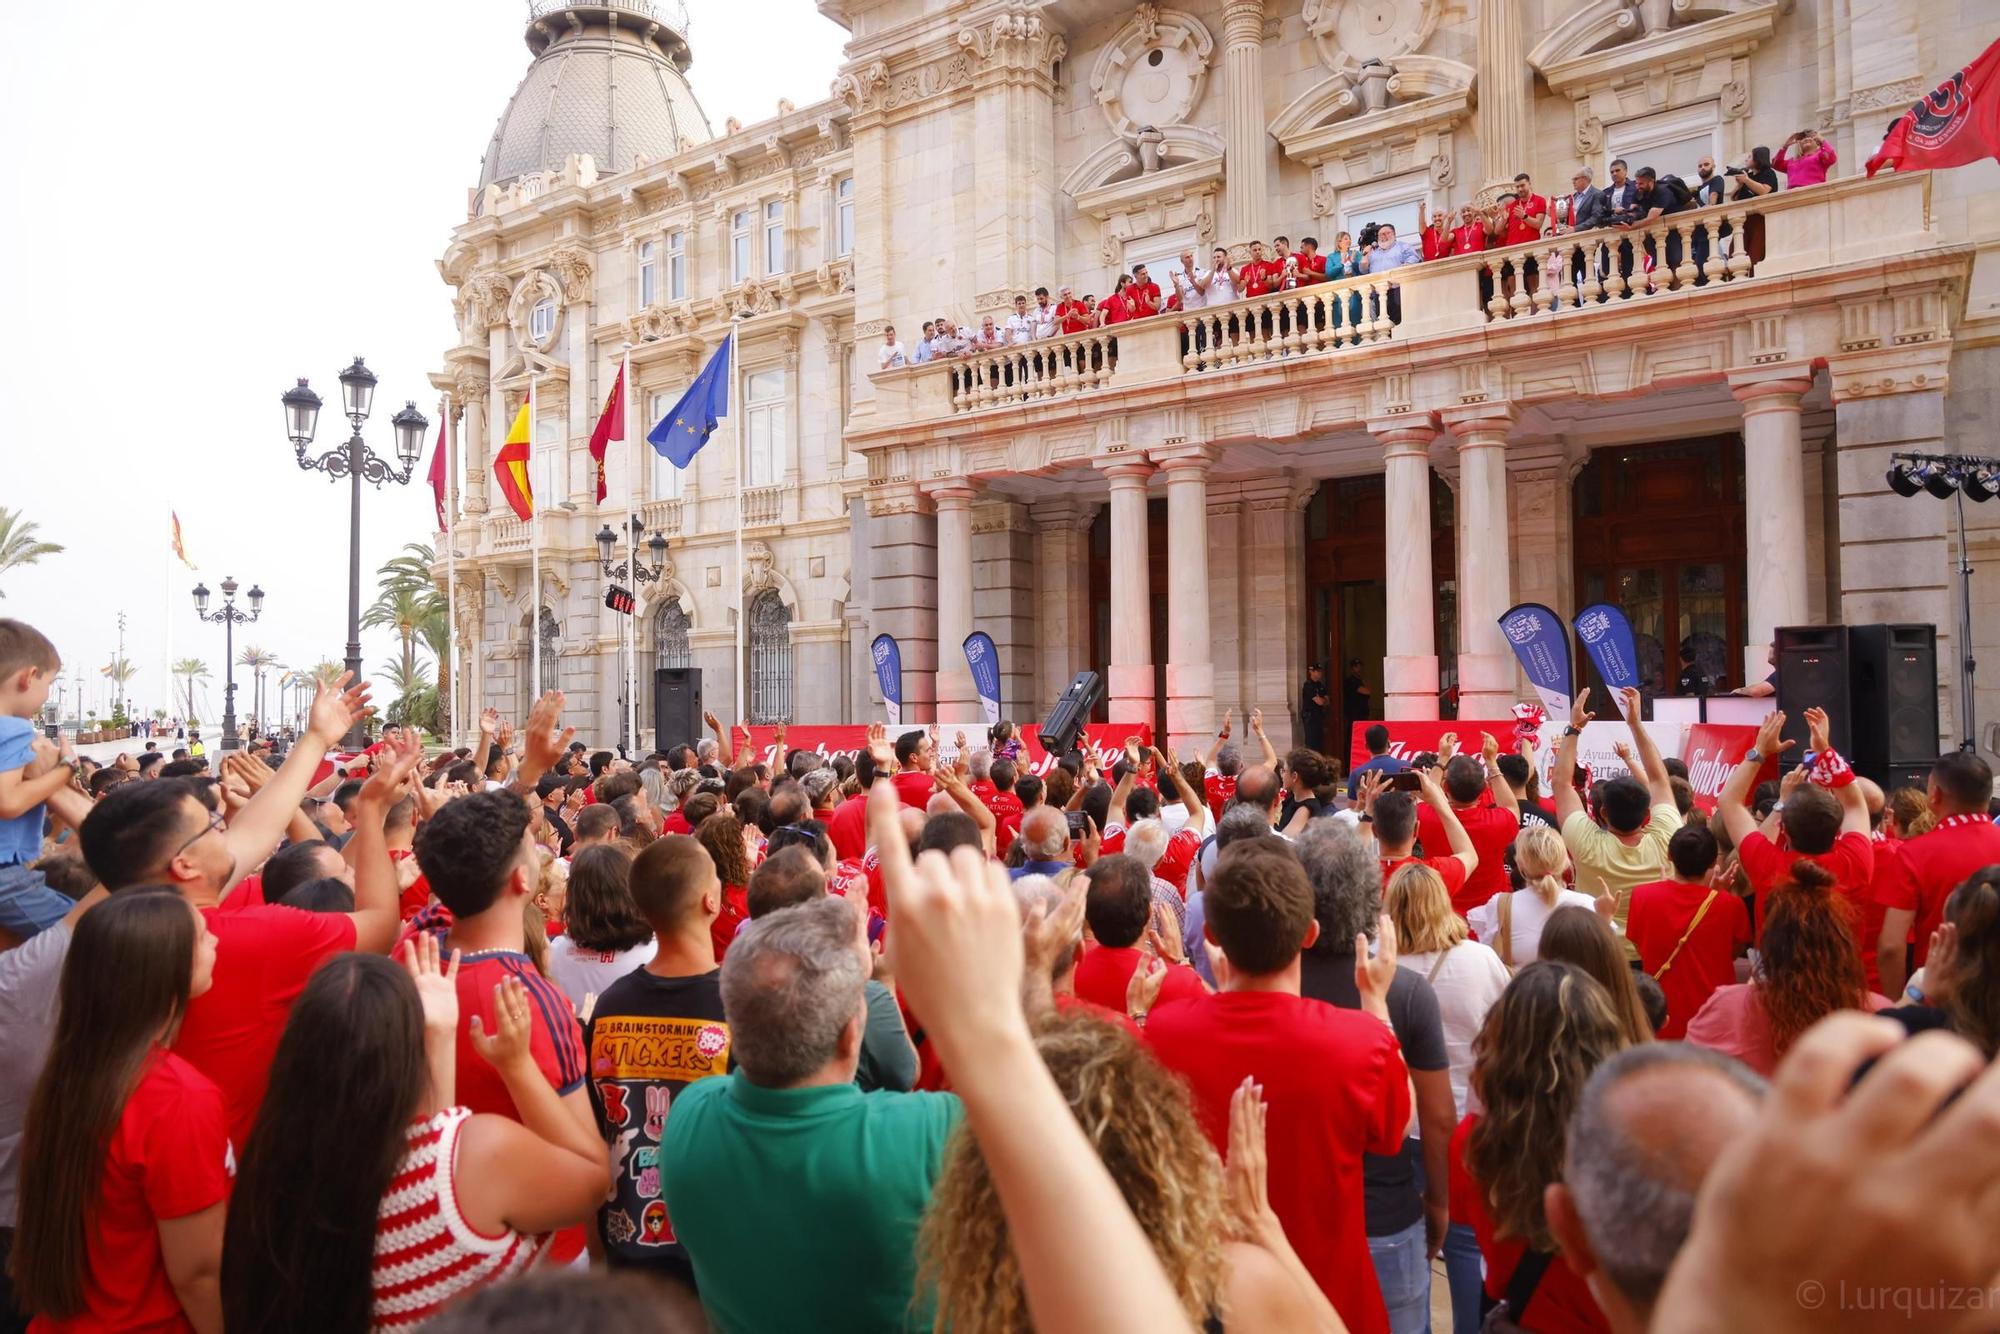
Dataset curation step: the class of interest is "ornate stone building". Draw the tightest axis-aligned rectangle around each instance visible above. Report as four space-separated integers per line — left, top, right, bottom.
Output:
435 0 2000 763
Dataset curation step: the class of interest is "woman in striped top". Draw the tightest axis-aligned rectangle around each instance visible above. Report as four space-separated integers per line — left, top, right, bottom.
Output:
220 936 607 1333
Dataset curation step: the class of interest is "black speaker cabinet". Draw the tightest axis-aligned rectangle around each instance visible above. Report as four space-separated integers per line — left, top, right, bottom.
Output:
653 667 703 752
1775 624 1938 786
1774 626 1851 760
1040 671 1104 758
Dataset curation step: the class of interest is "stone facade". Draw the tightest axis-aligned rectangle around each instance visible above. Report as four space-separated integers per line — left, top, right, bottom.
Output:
436 0 2000 766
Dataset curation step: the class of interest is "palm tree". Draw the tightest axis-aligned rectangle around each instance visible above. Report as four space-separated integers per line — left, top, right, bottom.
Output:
0 508 63 597
237 646 279 729
172 657 210 724
378 543 438 601
105 657 139 723
377 654 437 732
310 660 345 688
366 544 446 694
415 598 453 737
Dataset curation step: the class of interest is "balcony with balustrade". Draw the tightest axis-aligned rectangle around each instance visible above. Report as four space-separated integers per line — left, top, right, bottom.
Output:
855 172 1963 454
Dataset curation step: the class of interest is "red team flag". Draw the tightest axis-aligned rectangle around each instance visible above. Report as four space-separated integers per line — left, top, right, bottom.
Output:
587 360 625 504
426 414 449 532
171 512 196 570
1867 37 2000 176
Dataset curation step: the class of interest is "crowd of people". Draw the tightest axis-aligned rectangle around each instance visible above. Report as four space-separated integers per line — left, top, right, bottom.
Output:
6 610 2000 1334
877 136 1840 376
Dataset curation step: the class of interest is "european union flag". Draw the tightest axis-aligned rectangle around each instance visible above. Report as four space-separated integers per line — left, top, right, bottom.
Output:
647 332 732 468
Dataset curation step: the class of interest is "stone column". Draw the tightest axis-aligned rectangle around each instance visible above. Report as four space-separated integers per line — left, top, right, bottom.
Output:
1730 366 1816 683
1444 407 1518 717
1372 416 1441 719
1028 498 1100 710
971 501 1038 721
1241 476 1311 753
1099 458 1156 726
960 11 1066 312
457 372 490 514
1157 446 1217 751
931 481 981 719
865 486 939 723
1476 0 1533 191
1220 1 1270 250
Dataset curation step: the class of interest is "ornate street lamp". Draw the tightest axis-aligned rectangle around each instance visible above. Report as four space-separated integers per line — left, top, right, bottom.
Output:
193 576 263 753
284 357 428 747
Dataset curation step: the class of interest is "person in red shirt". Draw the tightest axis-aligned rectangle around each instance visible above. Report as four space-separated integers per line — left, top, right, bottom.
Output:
1097 275 1136 326
1071 854 1208 1013
890 729 938 809
1413 733 1522 916
1452 959 1627 1334
825 745 891 862
1878 749 2000 998
1716 709 1876 976
1451 204 1491 254
74 673 398 1151
1296 235 1329 280
1126 263 1162 317
1503 173 1549 245
1054 284 1091 334
1199 706 1277 824
694 811 755 961
1237 240 1274 297
13 888 230 1334
1625 824 1752 1038
1418 201 1453 262
1147 838 1410 1334
978 755 1026 858
1362 766 1478 905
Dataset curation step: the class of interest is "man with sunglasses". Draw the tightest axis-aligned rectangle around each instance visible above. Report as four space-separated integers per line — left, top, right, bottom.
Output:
73 673 399 1148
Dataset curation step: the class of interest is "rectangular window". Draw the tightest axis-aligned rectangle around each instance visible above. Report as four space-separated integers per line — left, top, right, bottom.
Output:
763 199 786 274
648 390 685 499
534 416 563 502
667 230 686 300
744 368 786 487
638 240 657 308
731 210 751 284
835 177 855 257
529 298 556 343
1337 169 1428 256
1605 104 1722 189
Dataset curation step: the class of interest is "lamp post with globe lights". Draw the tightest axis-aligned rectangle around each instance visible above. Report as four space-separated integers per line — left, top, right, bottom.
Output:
192 577 263 753
282 357 428 748
597 516 669 749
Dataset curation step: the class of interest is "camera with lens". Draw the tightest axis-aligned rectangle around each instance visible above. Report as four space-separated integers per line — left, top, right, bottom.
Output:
1357 221 1383 249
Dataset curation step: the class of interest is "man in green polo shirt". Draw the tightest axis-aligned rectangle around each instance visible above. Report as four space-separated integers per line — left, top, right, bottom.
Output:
660 893 961 1333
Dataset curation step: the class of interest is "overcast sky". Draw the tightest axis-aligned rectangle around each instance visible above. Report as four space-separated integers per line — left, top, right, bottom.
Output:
0 0 848 721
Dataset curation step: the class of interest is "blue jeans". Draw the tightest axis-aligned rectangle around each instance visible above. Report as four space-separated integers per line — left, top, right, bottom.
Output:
0 862 73 938
1367 1217 1431 1334
1445 1221 1484 1334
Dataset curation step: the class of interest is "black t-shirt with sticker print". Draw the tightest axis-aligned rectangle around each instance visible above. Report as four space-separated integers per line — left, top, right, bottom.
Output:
583 967 731 1283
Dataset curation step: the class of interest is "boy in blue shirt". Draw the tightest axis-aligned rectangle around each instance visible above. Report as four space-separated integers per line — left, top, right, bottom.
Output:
0 619 78 937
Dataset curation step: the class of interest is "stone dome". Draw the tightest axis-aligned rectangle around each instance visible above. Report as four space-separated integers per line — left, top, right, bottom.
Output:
478 0 713 192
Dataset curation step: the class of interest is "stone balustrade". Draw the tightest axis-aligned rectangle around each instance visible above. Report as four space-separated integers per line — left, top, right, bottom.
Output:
861 171 1940 431
742 486 784 526
641 498 684 536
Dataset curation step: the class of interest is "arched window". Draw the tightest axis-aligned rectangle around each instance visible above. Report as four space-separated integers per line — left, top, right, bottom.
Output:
653 600 691 671
747 591 792 723
524 605 560 714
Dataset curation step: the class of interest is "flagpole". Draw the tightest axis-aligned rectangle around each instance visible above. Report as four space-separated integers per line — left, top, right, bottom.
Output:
444 392 459 749
162 512 172 730
529 373 541 700
622 345 639 754
733 332 746 727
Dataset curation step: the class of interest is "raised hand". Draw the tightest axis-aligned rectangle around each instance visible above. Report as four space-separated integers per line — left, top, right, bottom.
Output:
307 672 373 749
1569 686 1594 733
1354 912 1399 1019
1753 710 1793 760
1249 707 1265 736
1124 737 1144 770
703 709 722 734
400 932 461 1037
1143 901 1186 966
1619 685 1644 725
518 690 574 780
1805 706 1832 755
1357 769 1387 817
1218 707 1233 740
360 728 425 806
1414 767 1449 808
1224 1077 1279 1241
1595 889 1619 924
1436 732 1459 762
1023 878 1087 979
1480 731 1500 765
469 977 538 1075
1612 739 1636 770
478 707 500 738
1126 954 1167 1020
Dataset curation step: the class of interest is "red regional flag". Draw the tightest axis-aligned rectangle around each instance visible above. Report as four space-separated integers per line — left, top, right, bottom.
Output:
1867 37 2000 176
587 360 625 504
426 414 448 532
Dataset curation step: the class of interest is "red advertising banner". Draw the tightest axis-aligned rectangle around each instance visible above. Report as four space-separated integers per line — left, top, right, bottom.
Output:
1681 723 1778 813
727 723 1153 777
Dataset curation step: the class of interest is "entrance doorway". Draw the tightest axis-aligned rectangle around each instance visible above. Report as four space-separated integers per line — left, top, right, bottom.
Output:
1571 437 1747 699
1087 500 1169 740
1303 474 1458 753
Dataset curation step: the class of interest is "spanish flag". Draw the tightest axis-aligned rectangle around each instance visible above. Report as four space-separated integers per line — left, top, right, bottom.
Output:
171 512 196 570
493 396 534 521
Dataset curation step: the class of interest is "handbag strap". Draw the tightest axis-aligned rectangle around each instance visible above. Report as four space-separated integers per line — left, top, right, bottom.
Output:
1426 948 1451 986
1504 1249 1555 1323
1655 891 1720 979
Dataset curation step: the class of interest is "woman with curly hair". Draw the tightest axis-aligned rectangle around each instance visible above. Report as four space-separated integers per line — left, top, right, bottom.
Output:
1449 960 1629 1332
1537 906 1655 1046
544 842 656 1012
919 1012 1339 1333
695 811 753 963
1685 861 1890 1074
